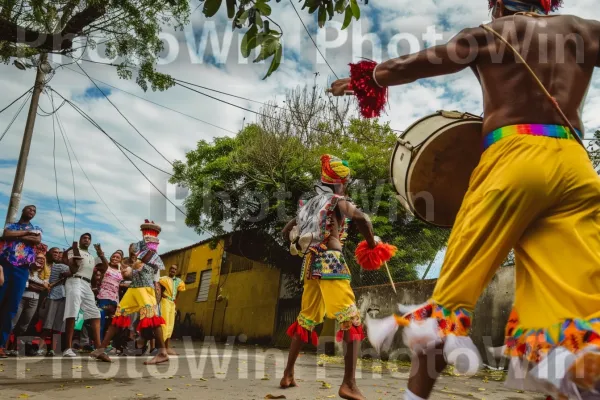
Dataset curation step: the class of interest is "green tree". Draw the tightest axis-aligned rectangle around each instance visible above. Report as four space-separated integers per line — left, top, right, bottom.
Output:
0 0 191 90
171 85 448 284
202 0 364 79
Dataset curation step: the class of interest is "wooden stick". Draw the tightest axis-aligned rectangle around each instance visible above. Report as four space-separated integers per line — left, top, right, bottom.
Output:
384 261 397 294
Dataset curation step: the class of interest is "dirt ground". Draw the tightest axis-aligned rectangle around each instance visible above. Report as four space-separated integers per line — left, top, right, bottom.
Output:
0 342 546 400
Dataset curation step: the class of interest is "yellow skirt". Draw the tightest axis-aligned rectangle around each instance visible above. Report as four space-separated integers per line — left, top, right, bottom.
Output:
112 287 165 330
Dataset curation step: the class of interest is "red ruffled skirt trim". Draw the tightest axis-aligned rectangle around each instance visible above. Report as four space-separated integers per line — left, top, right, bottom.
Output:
286 321 318 346
336 325 365 343
112 315 132 328
137 316 166 331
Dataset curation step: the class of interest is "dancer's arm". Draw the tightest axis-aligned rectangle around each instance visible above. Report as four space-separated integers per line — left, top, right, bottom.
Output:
337 199 376 248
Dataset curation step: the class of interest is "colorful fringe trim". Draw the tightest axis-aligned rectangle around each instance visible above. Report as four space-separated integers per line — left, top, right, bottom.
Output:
112 315 132 328
349 60 388 118
336 325 366 343
482 124 581 151
286 321 318 346
504 309 600 363
137 316 166 331
395 302 473 337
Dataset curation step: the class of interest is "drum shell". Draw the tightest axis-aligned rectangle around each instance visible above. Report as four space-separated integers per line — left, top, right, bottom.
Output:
390 111 483 228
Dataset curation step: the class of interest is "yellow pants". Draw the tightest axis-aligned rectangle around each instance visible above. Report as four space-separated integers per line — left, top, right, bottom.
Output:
160 298 176 340
431 134 600 354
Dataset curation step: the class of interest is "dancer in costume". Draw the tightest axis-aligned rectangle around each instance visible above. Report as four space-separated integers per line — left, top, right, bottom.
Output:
279 154 378 400
159 264 185 355
91 220 167 364
329 1 600 399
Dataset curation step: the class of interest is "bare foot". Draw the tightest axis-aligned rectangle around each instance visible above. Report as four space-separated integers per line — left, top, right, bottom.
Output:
569 352 600 391
95 353 112 363
167 349 178 356
144 353 169 365
90 348 105 358
280 371 297 388
339 380 365 400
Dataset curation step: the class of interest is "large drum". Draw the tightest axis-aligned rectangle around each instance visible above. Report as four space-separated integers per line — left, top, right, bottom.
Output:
390 111 483 228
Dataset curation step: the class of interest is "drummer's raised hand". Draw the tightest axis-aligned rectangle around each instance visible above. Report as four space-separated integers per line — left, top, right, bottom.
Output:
328 78 351 96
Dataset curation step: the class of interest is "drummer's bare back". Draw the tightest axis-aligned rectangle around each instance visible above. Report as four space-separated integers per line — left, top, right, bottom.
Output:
381 14 600 135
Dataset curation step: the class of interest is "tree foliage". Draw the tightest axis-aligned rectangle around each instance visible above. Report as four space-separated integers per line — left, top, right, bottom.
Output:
171 85 448 283
0 0 190 91
202 0 364 79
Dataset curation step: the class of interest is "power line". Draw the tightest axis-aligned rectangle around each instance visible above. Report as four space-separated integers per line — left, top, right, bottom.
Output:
288 0 339 80
60 66 237 134
77 63 174 167
0 87 34 116
175 81 340 136
51 97 70 247
0 91 32 143
47 87 174 177
70 57 348 126
51 91 77 242
55 106 138 241
51 88 188 220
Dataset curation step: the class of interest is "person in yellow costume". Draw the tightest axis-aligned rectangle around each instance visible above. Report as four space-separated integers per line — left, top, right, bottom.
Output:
328 0 600 398
280 154 378 400
159 264 185 355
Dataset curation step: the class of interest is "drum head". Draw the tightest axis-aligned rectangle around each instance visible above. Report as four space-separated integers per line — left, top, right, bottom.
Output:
408 119 482 227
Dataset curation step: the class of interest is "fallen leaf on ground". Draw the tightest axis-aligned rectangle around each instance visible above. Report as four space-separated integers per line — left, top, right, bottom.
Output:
136 394 144 397
320 382 332 389
18 395 29 399
198 378 207 381
261 376 270 380
264 395 286 399
85 386 93 389
166 388 172 391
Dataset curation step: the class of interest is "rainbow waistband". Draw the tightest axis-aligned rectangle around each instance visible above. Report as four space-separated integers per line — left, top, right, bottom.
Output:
483 124 582 150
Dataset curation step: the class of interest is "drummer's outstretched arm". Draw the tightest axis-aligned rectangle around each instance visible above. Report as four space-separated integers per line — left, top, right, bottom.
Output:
374 27 485 86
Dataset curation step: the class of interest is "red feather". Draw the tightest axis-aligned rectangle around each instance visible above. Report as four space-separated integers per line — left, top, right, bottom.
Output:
349 60 388 118
355 241 397 271
540 0 551 13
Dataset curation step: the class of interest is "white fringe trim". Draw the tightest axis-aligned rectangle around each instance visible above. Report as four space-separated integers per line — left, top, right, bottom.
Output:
404 388 426 400
504 346 600 398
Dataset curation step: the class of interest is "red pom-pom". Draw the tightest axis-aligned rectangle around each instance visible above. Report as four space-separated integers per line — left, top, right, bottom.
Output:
336 325 366 343
349 60 388 118
355 241 397 271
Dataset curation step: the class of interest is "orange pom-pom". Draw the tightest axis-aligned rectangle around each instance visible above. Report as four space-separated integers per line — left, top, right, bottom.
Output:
355 241 397 271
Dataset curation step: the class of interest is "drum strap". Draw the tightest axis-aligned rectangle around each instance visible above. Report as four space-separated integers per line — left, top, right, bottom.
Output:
480 22 587 151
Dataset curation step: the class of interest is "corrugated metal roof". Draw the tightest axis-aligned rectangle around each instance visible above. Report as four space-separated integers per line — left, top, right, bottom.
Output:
159 235 226 258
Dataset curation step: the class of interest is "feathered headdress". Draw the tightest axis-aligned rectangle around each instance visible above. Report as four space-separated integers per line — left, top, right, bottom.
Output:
487 0 562 14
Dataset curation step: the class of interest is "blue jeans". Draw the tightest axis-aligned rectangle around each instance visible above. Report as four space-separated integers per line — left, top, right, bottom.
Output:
0 259 30 347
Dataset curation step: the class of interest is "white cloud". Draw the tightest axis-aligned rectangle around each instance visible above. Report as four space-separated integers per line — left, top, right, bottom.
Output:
0 0 598 266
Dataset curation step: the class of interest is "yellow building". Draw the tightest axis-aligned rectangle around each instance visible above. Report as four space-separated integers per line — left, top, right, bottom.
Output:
160 232 300 344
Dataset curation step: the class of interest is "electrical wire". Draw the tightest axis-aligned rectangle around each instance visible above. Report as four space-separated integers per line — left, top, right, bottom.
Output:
0 87 34 116
77 63 174 167
47 87 174 176
71 57 347 125
51 88 187 219
51 91 77 242
0 91 32 143
55 107 138 241
60 65 237 134
51 99 70 247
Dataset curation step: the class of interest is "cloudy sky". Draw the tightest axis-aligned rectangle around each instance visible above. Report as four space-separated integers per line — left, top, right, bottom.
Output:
0 0 598 278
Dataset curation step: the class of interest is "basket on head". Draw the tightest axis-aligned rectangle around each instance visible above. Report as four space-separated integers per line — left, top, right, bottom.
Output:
141 219 161 251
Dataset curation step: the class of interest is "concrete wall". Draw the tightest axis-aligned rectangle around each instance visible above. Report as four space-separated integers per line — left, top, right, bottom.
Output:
350 266 515 360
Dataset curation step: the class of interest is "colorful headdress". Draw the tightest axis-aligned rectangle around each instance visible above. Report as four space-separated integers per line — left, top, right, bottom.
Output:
321 154 351 185
141 219 161 251
487 0 562 14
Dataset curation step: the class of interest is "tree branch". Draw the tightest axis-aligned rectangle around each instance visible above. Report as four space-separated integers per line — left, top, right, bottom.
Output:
0 3 106 52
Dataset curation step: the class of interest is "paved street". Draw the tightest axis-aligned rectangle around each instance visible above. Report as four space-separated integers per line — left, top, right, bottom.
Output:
0 342 545 400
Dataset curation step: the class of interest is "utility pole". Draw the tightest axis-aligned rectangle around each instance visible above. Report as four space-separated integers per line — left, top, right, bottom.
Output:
5 53 48 225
